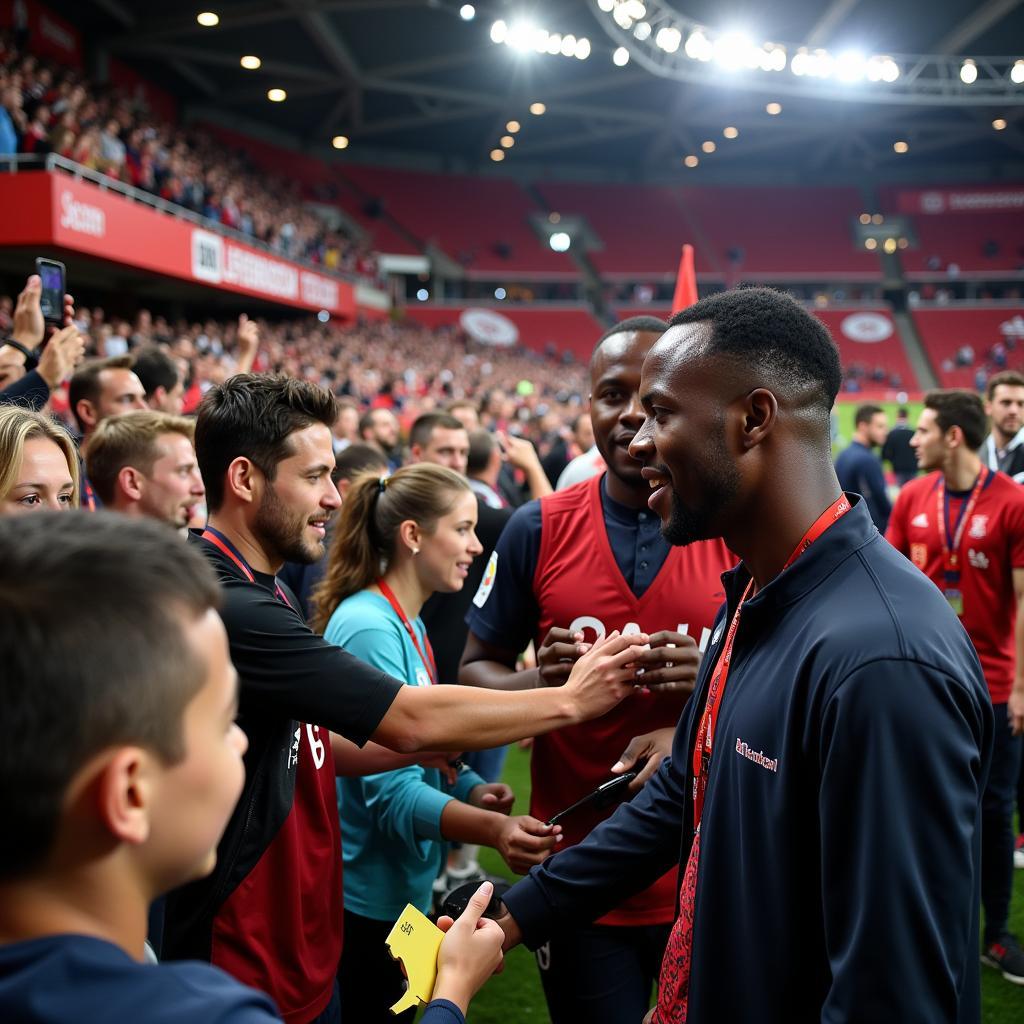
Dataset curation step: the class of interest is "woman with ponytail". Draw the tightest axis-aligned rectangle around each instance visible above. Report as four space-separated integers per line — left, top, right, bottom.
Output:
312 464 561 1023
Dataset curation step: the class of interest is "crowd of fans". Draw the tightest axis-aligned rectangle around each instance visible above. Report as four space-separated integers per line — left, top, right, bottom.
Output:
0 36 375 277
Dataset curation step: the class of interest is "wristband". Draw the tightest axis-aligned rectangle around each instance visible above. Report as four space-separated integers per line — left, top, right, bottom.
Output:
1 336 39 370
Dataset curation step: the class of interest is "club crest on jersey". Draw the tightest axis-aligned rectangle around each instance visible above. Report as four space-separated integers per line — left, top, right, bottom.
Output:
968 515 988 539
911 513 929 528
968 548 990 570
910 543 928 569
472 551 498 608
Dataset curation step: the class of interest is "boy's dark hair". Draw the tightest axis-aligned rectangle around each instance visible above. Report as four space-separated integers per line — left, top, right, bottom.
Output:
333 442 389 485
195 374 337 512
467 428 496 476
0 511 221 880
68 355 135 433
132 345 180 398
985 370 1024 401
409 412 466 451
854 403 884 427
668 287 842 418
924 389 988 450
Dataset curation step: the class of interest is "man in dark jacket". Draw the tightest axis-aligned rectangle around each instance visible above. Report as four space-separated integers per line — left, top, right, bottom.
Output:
493 288 992 1024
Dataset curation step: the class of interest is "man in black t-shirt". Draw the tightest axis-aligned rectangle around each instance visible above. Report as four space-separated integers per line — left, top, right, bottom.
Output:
162 374 649 1024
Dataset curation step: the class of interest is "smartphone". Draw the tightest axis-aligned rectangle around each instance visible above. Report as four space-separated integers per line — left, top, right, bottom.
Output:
547 772 638 827
35 258 66 325
438 878 510 921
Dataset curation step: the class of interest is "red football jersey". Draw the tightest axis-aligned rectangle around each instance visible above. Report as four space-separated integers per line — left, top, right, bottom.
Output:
532 476 734 926
887 469 1024 703
211 724 342 1024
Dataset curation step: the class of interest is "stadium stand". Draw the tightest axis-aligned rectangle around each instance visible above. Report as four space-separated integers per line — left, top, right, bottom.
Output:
537 182 881 281
912 305 1024 389
404 305 605 361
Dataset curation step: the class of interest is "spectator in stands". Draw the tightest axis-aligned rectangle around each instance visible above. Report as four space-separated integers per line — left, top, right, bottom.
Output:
69 355 148 449
85 411 205 529
331 398 360 454
312 464 554 1023
133 345 184 415
408 413 470 475
834 403 891 532
360 406 402 470
466 430 505 510
882 407 918 487
983 371 1024 484
0 82 23 155
0 406 78 513
447 399 481 433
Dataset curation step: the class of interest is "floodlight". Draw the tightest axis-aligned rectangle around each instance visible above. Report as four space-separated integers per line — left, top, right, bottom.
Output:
613 46 630 66
460 4 476 20
240 55 261 70
549 232 571 252
960 59 977 84
197 12 219 27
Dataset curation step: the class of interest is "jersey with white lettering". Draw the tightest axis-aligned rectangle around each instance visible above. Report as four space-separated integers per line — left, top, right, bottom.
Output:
887 469 1024 703
468 475 733 926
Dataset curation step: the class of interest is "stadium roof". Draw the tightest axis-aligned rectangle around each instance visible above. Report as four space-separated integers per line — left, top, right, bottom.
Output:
52 0 1024 181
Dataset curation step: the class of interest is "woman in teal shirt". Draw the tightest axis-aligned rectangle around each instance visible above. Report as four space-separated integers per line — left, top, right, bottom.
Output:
312 464 559 1023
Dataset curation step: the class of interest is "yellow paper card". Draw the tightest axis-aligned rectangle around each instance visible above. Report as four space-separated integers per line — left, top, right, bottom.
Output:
385 903 444 1015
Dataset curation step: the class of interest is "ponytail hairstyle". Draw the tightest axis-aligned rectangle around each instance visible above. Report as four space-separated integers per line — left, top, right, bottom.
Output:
311 463 471 633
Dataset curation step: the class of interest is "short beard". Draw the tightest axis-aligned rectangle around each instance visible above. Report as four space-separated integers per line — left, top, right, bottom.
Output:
255 482 322 566
661 429 740 547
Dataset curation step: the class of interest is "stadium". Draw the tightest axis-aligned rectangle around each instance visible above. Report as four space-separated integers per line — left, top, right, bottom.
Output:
0 1 1023 1022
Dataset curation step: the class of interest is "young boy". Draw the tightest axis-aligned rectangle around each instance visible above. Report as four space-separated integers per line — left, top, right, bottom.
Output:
0 511 504 1023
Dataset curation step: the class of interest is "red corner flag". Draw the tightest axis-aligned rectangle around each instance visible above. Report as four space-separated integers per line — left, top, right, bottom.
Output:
672 244 698 313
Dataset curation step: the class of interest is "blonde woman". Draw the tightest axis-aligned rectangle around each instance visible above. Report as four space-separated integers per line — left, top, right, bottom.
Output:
312 463 560 1023
0 407 79 514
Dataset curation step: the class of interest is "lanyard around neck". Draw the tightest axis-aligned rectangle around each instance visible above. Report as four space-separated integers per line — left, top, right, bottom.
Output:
690 494 852 827
377 577 437 685
937 466 987 573
202 526 294 609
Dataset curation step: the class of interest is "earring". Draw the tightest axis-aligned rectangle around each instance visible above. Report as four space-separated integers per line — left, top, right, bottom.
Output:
412 548 420 555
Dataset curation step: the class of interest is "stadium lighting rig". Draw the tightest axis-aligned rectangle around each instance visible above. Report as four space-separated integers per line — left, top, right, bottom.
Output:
490 19 592 60
589 0 1024 105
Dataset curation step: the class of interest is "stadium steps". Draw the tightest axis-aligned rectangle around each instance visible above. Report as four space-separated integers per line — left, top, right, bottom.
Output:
893 310 939 390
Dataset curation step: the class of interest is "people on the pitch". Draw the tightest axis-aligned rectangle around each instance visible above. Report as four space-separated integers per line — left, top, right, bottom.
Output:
461 316 733 1024
491 288 991 1024
312 464 558 1022
888 388 1024 985
983 370 1024 483
882 406 918 487
834 402 891 532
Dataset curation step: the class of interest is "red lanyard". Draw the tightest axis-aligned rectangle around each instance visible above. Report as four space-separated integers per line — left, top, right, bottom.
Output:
690 495 851 826
376 578 437 685
936 466 987 574
202 527 294 609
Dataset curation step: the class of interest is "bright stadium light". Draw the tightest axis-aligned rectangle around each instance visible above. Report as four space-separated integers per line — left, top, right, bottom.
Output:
684 154 699 167
766 101 782 114
634 22 652 42
893 140 909 153
490 148 505 161
723 125 739 139
656 26 682 54
685 30 714 62
490 20 507 44
597 0 615 10
416 288 429 301
575 37 591 59
549 231 571 252
317 310 330 323
864 238 877 250
460 4 476 20
835 50 866 82
960 59 978 84
702 140 716 153
332 135 349 149
994 118 1007 130
495 287 507 299
506 120 521 133
530 102 546 115
500 134 515 148
197 12 219 27
613 46 630 66
1011 60 1024 84
714 32 758 71
267 88 287 102
240 55 261 70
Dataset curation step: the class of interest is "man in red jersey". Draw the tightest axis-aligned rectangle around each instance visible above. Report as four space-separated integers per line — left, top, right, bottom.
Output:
887 388 1024 986
461 317 734 1023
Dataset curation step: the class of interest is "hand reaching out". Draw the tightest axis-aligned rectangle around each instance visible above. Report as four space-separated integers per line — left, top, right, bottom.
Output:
433 881 506 1013
469 782 515 814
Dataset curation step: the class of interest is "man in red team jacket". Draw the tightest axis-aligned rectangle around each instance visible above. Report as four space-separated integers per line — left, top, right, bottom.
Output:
887 388 1024 985
461 317 734 1023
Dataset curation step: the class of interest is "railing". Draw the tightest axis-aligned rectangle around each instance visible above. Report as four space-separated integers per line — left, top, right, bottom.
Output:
1 153 363 285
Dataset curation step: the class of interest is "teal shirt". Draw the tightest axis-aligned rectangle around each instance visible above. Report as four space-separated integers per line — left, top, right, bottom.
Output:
325 590 483 920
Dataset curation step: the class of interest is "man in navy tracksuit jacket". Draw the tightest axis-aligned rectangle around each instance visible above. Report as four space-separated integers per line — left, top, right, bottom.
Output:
494 289 993 1023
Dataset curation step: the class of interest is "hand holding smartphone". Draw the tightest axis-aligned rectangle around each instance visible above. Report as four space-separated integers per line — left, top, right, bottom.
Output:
35 258 66 326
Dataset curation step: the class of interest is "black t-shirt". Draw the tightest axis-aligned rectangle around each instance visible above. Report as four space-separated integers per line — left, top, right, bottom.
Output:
163 534 403 970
